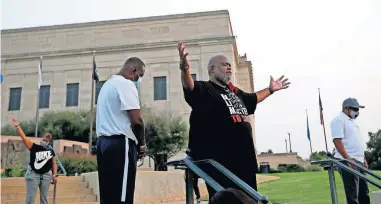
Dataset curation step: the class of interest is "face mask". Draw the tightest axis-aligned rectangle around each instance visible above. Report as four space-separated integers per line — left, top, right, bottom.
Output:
349 110 359 119
40 140 49 149
134 77 142 88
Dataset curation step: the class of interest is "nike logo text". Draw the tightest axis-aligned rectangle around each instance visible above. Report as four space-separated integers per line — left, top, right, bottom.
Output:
34 151 53 170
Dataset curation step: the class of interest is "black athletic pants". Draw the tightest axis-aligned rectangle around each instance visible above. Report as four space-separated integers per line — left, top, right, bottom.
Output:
97 135 138 204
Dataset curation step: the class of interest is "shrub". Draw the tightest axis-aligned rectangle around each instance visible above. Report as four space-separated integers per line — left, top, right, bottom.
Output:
278 164 305 172
58 153 97 176
305 165 323 172
3 166 26 177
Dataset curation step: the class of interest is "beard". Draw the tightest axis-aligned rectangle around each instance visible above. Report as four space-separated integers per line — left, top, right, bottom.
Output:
215 74 231 85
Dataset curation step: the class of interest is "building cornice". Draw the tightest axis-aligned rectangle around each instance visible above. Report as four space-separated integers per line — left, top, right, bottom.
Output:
1 10 229 34
1 36 235 62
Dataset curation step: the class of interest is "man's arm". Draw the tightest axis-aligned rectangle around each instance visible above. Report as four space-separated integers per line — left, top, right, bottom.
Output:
11 119 33 149
255 88 273 104
178 41 194 91
333 139 350 159
255 75 290 104
127 110 145 146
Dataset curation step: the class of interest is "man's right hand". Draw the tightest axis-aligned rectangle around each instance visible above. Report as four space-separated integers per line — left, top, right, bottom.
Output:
178 41 190 71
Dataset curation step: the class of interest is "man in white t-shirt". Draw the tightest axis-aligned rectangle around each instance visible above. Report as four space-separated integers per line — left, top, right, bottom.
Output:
96 57 146 204
330 98 369 204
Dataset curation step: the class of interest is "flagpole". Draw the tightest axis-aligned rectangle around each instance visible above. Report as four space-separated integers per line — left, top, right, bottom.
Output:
319 88 329 153
34 56 43 137
306 109 313 155
88 51 96 155
288 132 292 153
285 139 288 153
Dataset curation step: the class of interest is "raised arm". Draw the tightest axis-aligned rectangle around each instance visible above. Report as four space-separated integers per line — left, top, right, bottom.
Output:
256 75 290 103
11 118 33 149
178 41 194 91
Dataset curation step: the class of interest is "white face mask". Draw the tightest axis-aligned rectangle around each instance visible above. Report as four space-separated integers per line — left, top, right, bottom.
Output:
350 110 359 119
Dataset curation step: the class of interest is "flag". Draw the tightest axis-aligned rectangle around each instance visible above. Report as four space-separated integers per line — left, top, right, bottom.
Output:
306 110 311 141
92 54 99 82
318 89 324 125
38 61 43 89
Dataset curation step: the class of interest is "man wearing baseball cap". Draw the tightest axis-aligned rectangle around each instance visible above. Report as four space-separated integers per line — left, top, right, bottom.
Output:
330 98 369 204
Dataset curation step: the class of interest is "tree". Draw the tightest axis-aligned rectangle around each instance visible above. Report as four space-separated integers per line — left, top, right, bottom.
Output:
309 151 327 161
267 149 273 154
142 106 188 171
365 129 381 170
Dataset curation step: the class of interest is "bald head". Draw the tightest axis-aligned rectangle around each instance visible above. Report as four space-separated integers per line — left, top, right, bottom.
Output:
207 55 229 73
119 57 146 81
207 55 232 85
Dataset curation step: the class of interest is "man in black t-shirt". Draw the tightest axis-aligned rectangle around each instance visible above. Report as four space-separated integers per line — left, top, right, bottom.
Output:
11 118 58 204
177 41 290 199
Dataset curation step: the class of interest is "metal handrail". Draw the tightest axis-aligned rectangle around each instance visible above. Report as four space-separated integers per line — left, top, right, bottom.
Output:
311 156 381 204
49 145 67 204
167 156 272 204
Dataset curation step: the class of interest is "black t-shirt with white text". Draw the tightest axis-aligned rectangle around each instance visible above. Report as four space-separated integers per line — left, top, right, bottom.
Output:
29 143 55 174
183 80 258 169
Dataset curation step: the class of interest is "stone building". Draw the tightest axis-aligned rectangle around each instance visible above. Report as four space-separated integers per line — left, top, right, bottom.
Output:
1 10 256 149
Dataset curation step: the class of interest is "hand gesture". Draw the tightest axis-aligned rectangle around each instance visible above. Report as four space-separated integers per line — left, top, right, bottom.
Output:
11 118 20 127
177 41 190 70
269 75 290 92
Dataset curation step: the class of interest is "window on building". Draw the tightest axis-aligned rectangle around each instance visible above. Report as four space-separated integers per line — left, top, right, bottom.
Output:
66 83 79 107
8 87 22 111
95 81 106 104
39 85 50 109
191 74 197 81
154 76 167 100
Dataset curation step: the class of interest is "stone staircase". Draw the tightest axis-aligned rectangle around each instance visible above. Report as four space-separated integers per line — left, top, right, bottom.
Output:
1 176 98 204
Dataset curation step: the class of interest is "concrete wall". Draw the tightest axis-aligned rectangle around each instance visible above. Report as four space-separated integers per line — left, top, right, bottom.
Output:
257 153 299 168
81 170 208 203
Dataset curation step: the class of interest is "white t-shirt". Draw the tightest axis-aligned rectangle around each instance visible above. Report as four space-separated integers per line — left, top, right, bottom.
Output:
330 112 365 162
96 75 140 144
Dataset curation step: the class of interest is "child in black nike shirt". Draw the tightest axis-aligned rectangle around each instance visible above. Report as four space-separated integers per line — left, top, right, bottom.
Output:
11 118 58 204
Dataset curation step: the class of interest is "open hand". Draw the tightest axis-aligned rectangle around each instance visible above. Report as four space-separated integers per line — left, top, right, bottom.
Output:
177 41 190 70
269 75 290 92
11 118 20 127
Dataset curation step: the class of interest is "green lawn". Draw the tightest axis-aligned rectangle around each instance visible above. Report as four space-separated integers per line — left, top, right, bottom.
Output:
258 171 380 204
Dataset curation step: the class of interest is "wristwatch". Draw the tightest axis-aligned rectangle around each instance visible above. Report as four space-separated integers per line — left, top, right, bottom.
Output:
268 87 274 94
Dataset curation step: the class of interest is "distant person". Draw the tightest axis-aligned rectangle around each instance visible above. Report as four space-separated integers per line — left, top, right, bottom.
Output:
96 57 147 204
330 98 370 204
177 41 290 199
11 118 58 204
209 188 258 204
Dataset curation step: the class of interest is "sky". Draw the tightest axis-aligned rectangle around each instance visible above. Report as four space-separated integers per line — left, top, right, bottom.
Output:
2 0 381 159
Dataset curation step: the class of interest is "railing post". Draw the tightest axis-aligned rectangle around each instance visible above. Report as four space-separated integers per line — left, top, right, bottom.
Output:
185 168 194 204
53 182 57 204
327 164 338 204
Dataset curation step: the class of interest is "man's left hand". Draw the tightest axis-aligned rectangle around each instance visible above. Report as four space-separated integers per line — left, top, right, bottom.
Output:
364 160 368 168
138 145 147 159
269 75 290 92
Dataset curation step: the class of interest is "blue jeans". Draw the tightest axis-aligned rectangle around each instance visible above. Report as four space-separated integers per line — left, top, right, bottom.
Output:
25 166 52 204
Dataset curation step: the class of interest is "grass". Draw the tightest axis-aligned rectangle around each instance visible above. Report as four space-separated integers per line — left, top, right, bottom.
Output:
202 171 380 204
258 171 380 204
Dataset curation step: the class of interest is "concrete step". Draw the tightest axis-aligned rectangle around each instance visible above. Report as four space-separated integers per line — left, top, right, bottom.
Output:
2 176 83 186
1 181 88 194
2 188 93 200
2 195 97 204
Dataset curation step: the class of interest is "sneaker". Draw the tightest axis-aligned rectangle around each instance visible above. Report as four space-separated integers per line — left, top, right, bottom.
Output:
197 198 201 203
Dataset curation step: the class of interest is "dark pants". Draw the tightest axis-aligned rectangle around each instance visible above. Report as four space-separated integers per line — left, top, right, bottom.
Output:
193 176 201 199
339 161 370 204
203 160 258 200
97 135 138 204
